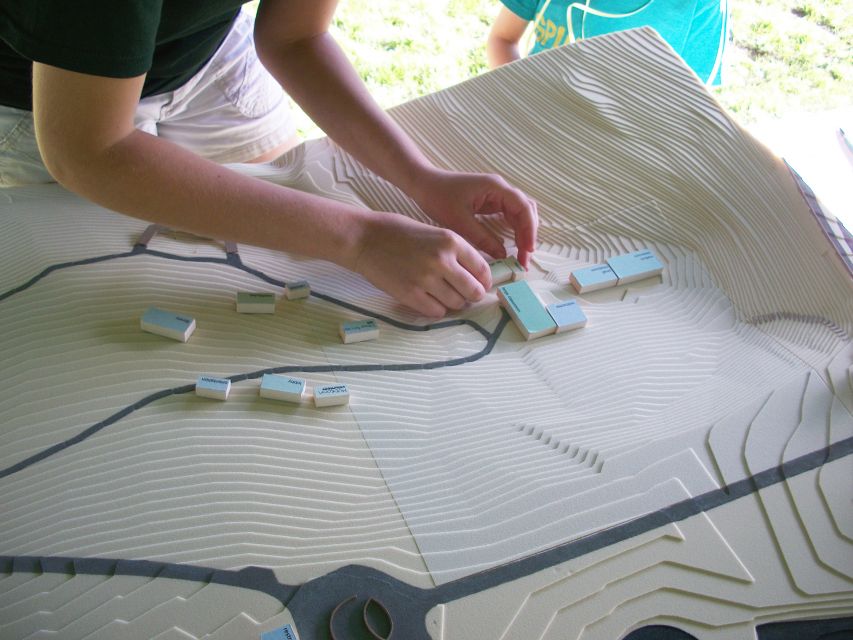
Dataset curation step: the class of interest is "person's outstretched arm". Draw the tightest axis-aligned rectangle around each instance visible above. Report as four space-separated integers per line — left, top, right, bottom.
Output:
34 2 538 318
487 6 530 68
254 1 538 268
32 65 369 293
32 64 496 317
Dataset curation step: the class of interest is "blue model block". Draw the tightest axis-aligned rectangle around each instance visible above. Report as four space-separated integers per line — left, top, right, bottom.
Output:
340 319 379 343
260 374 306 403
195 376 231 400
140 307 196 342
607 249 663 284
261 624 299 640
569 264 618 293
546 299 588 333
497 280 556 340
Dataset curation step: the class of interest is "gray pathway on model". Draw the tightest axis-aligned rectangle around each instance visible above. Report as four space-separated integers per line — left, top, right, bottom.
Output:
2 228 851 639
3 436 850 639
0 232 509 479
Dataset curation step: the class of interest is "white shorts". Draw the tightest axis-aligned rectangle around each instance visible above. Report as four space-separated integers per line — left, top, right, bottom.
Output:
0 8 296 187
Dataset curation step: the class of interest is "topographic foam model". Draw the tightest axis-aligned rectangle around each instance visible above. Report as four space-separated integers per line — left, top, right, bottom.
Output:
1 28 852 640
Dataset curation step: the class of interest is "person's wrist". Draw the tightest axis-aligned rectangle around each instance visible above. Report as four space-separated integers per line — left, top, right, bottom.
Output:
405 164 446 213
336 208 376 274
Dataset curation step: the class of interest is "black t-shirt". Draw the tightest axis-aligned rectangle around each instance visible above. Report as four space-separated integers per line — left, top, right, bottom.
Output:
0 1 249 111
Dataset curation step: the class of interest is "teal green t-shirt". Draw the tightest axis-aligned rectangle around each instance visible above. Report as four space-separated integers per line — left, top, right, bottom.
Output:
500 0 728 85
0 1 248 111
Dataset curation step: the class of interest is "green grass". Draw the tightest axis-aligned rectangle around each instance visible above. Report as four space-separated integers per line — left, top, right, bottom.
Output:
723 0 851 119
249 1 851 137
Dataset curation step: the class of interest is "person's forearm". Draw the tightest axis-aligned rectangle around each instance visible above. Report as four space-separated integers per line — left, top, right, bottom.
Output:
52 129 370 269
257 31 435 200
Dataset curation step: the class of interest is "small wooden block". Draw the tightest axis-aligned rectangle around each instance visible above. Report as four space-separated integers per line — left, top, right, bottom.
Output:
260 374 306 403
236 292 276 314
504 255 527 281
285 281 311 300
496 281 556 340
489 260 513 287
314 384 350 407
260 624 299 640
569 264 618 293
196 376 231 400
546 299 587 333
140 307 196 342
340 319 379 344
607 249 663 284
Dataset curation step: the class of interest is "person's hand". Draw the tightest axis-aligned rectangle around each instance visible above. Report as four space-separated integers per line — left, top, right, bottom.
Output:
410 167 538 268
351 211 491 318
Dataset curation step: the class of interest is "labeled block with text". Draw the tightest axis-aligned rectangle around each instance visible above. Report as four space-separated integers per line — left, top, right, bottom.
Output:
260 374 306 403
497 281 557 340
314 384 350 407
195 376 231 400
140 307 196 342
340 319 379 344
236 292 276 313
546 299 587 333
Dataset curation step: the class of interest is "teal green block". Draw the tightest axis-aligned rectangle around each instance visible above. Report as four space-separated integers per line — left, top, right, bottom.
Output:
607 250 663 284
497 281 556 340
569 264 618 293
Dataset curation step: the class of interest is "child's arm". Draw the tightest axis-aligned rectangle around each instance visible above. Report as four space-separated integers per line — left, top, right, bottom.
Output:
487 6 531 68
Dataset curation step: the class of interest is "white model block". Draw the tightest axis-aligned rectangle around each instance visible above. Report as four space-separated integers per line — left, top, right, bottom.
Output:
140 307 196 342
489 260 513 287
236 292 276 314
569 264 619 293
314 384 350 407
607 249 664 284
546 299 588 333
195 376 231 400
259 374 306 403
504 255 527 281
339 319 379 344
285 280 311 300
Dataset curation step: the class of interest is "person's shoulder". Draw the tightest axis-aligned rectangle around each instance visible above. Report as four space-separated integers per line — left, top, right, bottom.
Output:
499 0 542 22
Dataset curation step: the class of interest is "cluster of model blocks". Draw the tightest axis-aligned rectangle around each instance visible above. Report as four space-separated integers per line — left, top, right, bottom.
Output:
138 280 371 408
138 250 663 404
492 250 663 340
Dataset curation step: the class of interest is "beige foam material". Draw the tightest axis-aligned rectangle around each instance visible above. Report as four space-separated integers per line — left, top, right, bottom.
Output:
0 570 296 639
1 28 851 639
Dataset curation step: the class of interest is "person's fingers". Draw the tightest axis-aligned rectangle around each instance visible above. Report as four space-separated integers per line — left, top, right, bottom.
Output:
471 177 538 268
454 242 491 296
452 215 507 260
404 289 447 319
430 278 468 311
501 193 538 267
